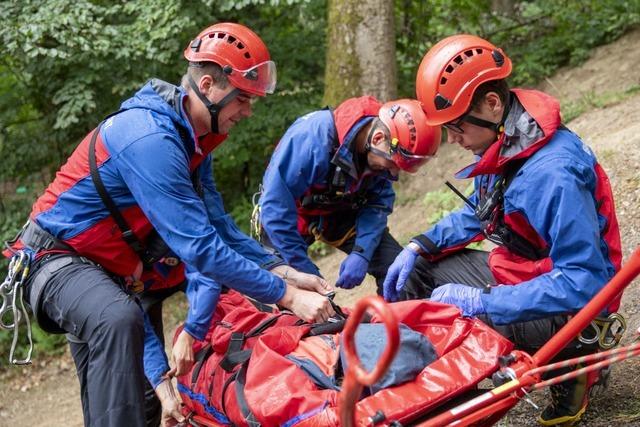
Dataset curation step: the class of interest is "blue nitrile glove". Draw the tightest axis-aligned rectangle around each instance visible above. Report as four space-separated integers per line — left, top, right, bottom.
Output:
430 283 486 317
336 252 369 289
382 245 419 302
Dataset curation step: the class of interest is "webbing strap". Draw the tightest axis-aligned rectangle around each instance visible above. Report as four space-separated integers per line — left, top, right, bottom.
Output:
219 332 247 373
88 117 202 267
219 314 288 373
235 362 261 427
191 344 213 388
88 122 152 264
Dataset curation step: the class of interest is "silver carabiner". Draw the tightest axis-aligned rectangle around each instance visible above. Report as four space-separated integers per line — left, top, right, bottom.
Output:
578 320 601 346
598 313 626 350
1 250 34 364
0 256 20 330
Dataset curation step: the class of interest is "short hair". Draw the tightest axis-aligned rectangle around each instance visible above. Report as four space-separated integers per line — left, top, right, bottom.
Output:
180 62 229 90
470 79 510 111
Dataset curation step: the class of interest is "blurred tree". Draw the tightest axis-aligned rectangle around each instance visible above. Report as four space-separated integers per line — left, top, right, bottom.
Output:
323 0 396 105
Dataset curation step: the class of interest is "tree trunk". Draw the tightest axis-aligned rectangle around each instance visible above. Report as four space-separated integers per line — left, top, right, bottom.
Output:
323 0 397 106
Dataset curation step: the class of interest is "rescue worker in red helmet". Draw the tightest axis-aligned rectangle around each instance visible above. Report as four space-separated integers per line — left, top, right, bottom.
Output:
383 34 622 426
4 22 334 427
258 97 440 294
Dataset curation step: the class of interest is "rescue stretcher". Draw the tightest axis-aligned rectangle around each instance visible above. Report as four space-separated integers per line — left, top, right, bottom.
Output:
179 247 640 427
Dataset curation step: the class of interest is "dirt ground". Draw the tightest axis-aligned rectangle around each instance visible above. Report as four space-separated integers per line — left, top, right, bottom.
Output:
1 29 640 427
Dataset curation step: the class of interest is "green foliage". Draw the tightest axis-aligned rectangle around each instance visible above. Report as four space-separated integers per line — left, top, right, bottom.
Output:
422 183 473 225
394 0 640 97
0 322 67 368
308 240 333 259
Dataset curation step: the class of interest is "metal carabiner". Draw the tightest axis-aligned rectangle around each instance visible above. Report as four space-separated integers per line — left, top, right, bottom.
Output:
0 250 34 364
0 255 22 330
578 320 601 346
598 312 626 350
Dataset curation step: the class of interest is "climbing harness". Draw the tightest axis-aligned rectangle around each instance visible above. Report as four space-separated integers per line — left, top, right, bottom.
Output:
0 249 34 364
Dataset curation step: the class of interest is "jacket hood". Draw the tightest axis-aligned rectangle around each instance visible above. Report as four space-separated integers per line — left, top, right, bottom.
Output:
456 89 562 179
121 79 226 159
331 96 381 179
121 79 189 129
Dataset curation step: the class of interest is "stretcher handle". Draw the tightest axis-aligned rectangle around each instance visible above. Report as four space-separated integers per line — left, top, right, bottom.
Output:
342 295 400 385
340 296 400 427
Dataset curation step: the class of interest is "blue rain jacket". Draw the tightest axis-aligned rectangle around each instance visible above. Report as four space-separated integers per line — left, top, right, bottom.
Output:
259 97 395 275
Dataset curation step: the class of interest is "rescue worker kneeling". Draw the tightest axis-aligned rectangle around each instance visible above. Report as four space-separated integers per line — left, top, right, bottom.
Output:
384 34 623 427
257 97 440 293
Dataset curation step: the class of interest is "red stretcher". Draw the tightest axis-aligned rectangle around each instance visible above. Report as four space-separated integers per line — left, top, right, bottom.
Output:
179 248 639 427
340 247 640 427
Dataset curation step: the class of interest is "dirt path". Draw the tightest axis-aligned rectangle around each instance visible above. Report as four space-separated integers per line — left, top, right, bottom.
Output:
1 29 639 427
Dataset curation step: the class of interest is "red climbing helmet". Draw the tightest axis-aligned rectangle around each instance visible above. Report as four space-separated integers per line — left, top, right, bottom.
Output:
378 99 441 173
184 22 276 96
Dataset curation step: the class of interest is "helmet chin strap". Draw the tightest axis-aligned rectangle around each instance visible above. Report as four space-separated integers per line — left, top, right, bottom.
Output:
465 93 513 135
187 74 239 134
364 124 394 161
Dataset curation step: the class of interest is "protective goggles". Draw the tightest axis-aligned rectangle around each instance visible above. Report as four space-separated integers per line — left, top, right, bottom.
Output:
370 138 433 174
228 60 277 95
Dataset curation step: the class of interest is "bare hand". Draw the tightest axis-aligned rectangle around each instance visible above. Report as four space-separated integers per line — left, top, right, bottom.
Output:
278 285 335 323
155 379 185 427
271 266 334 295
171 330 195 377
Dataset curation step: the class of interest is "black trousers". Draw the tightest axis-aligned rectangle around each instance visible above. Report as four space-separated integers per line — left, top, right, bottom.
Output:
30 256 146 427
403 249 595 357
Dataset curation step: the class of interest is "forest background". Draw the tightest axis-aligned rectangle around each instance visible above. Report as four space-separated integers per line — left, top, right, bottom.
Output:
0 0 638 356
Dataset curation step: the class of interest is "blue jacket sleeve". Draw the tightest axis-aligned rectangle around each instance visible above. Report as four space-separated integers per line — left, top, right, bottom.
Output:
412 179 483 254
182 263 222 339
480 159 612 324
259 113 332 275
198 156 283 270
143 312 169 388
113 133 286 340
354 177 395 261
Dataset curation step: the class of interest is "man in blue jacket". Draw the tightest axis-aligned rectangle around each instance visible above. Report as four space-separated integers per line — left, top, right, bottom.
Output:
383 35 622 426
5 23 334 427
258 97 441 293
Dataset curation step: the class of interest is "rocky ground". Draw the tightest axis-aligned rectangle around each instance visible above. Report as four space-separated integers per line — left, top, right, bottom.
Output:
1 28 639 427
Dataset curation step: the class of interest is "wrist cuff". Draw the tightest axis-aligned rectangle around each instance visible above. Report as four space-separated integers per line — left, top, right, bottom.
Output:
411 235 440 255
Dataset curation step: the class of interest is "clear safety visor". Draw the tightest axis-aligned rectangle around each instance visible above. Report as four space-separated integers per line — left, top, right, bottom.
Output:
233 60 277 95
390 139 434 173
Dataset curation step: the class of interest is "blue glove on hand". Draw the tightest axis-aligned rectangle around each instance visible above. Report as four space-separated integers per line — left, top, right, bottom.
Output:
336 252 369 289
430 283 486 317
382 246 419 302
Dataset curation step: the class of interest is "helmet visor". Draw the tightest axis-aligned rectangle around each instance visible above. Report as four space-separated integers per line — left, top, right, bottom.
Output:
392 142 434 173
233 60 277 95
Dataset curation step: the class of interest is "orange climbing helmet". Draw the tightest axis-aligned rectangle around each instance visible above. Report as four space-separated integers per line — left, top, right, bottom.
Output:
416 34 512 125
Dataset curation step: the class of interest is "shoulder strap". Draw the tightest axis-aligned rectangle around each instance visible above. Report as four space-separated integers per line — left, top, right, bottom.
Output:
88 121 153 265
88 117 202 267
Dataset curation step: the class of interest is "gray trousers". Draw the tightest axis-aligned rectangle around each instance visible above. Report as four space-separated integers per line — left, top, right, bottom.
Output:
403 249 594 357
30 255 146 427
